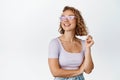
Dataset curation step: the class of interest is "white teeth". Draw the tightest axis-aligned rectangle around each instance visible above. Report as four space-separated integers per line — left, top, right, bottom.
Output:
64 24 71 27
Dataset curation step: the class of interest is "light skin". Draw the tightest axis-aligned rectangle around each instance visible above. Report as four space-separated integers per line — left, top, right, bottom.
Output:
48 10 94 78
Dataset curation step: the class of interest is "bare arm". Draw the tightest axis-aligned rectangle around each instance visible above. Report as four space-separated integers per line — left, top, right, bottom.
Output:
83 35 94 74
48 58 84 78
84 48 94 74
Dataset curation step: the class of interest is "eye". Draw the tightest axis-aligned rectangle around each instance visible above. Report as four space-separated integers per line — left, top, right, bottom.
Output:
68 16 75 20
60 16 66 21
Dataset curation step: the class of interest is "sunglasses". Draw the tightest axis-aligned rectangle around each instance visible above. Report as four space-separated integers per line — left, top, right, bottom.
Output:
60 15 76 21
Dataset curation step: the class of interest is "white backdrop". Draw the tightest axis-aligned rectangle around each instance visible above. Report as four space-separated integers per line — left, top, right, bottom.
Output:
0 0 120 80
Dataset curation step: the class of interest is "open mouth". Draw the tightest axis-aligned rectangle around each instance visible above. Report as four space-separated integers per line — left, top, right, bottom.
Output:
64 24 71 27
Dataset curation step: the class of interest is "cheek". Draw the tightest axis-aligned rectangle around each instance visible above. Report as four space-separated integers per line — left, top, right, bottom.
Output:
60 23 64 27
71 21 76 27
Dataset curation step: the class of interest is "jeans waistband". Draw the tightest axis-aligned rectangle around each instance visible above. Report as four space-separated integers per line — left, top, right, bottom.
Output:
54 74 84 80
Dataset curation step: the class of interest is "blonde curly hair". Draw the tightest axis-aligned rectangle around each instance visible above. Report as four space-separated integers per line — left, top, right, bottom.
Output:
58 6 88 36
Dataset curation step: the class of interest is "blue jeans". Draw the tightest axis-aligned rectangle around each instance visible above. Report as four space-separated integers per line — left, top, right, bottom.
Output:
54 74 85 80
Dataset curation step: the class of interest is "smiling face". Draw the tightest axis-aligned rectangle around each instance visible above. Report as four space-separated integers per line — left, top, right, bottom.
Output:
60 10 76 33
59 6 88 36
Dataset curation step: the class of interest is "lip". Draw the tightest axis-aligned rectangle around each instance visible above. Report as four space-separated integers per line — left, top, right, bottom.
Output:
64 24 71 27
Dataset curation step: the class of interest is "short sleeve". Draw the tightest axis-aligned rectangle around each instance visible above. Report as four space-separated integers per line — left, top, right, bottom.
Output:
48 38 60 58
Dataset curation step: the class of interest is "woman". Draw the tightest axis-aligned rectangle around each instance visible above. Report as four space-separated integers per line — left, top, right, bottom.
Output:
48 6 94 80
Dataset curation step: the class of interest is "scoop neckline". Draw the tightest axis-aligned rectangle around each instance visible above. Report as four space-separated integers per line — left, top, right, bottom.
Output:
57 37 83 54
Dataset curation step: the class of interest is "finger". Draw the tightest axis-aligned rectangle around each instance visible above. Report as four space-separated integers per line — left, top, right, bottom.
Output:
86 38 94 44
86 35 92 40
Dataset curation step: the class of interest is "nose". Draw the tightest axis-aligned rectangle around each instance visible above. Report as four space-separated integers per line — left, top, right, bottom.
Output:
63 17 69 22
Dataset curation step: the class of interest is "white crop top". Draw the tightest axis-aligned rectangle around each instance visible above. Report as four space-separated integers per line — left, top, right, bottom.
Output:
48 37 86 70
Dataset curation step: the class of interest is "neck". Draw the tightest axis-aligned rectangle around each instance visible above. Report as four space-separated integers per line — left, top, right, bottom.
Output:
62 31 76 42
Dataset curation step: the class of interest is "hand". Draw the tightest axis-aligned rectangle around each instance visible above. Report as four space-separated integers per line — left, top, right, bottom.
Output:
85 35 94 48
